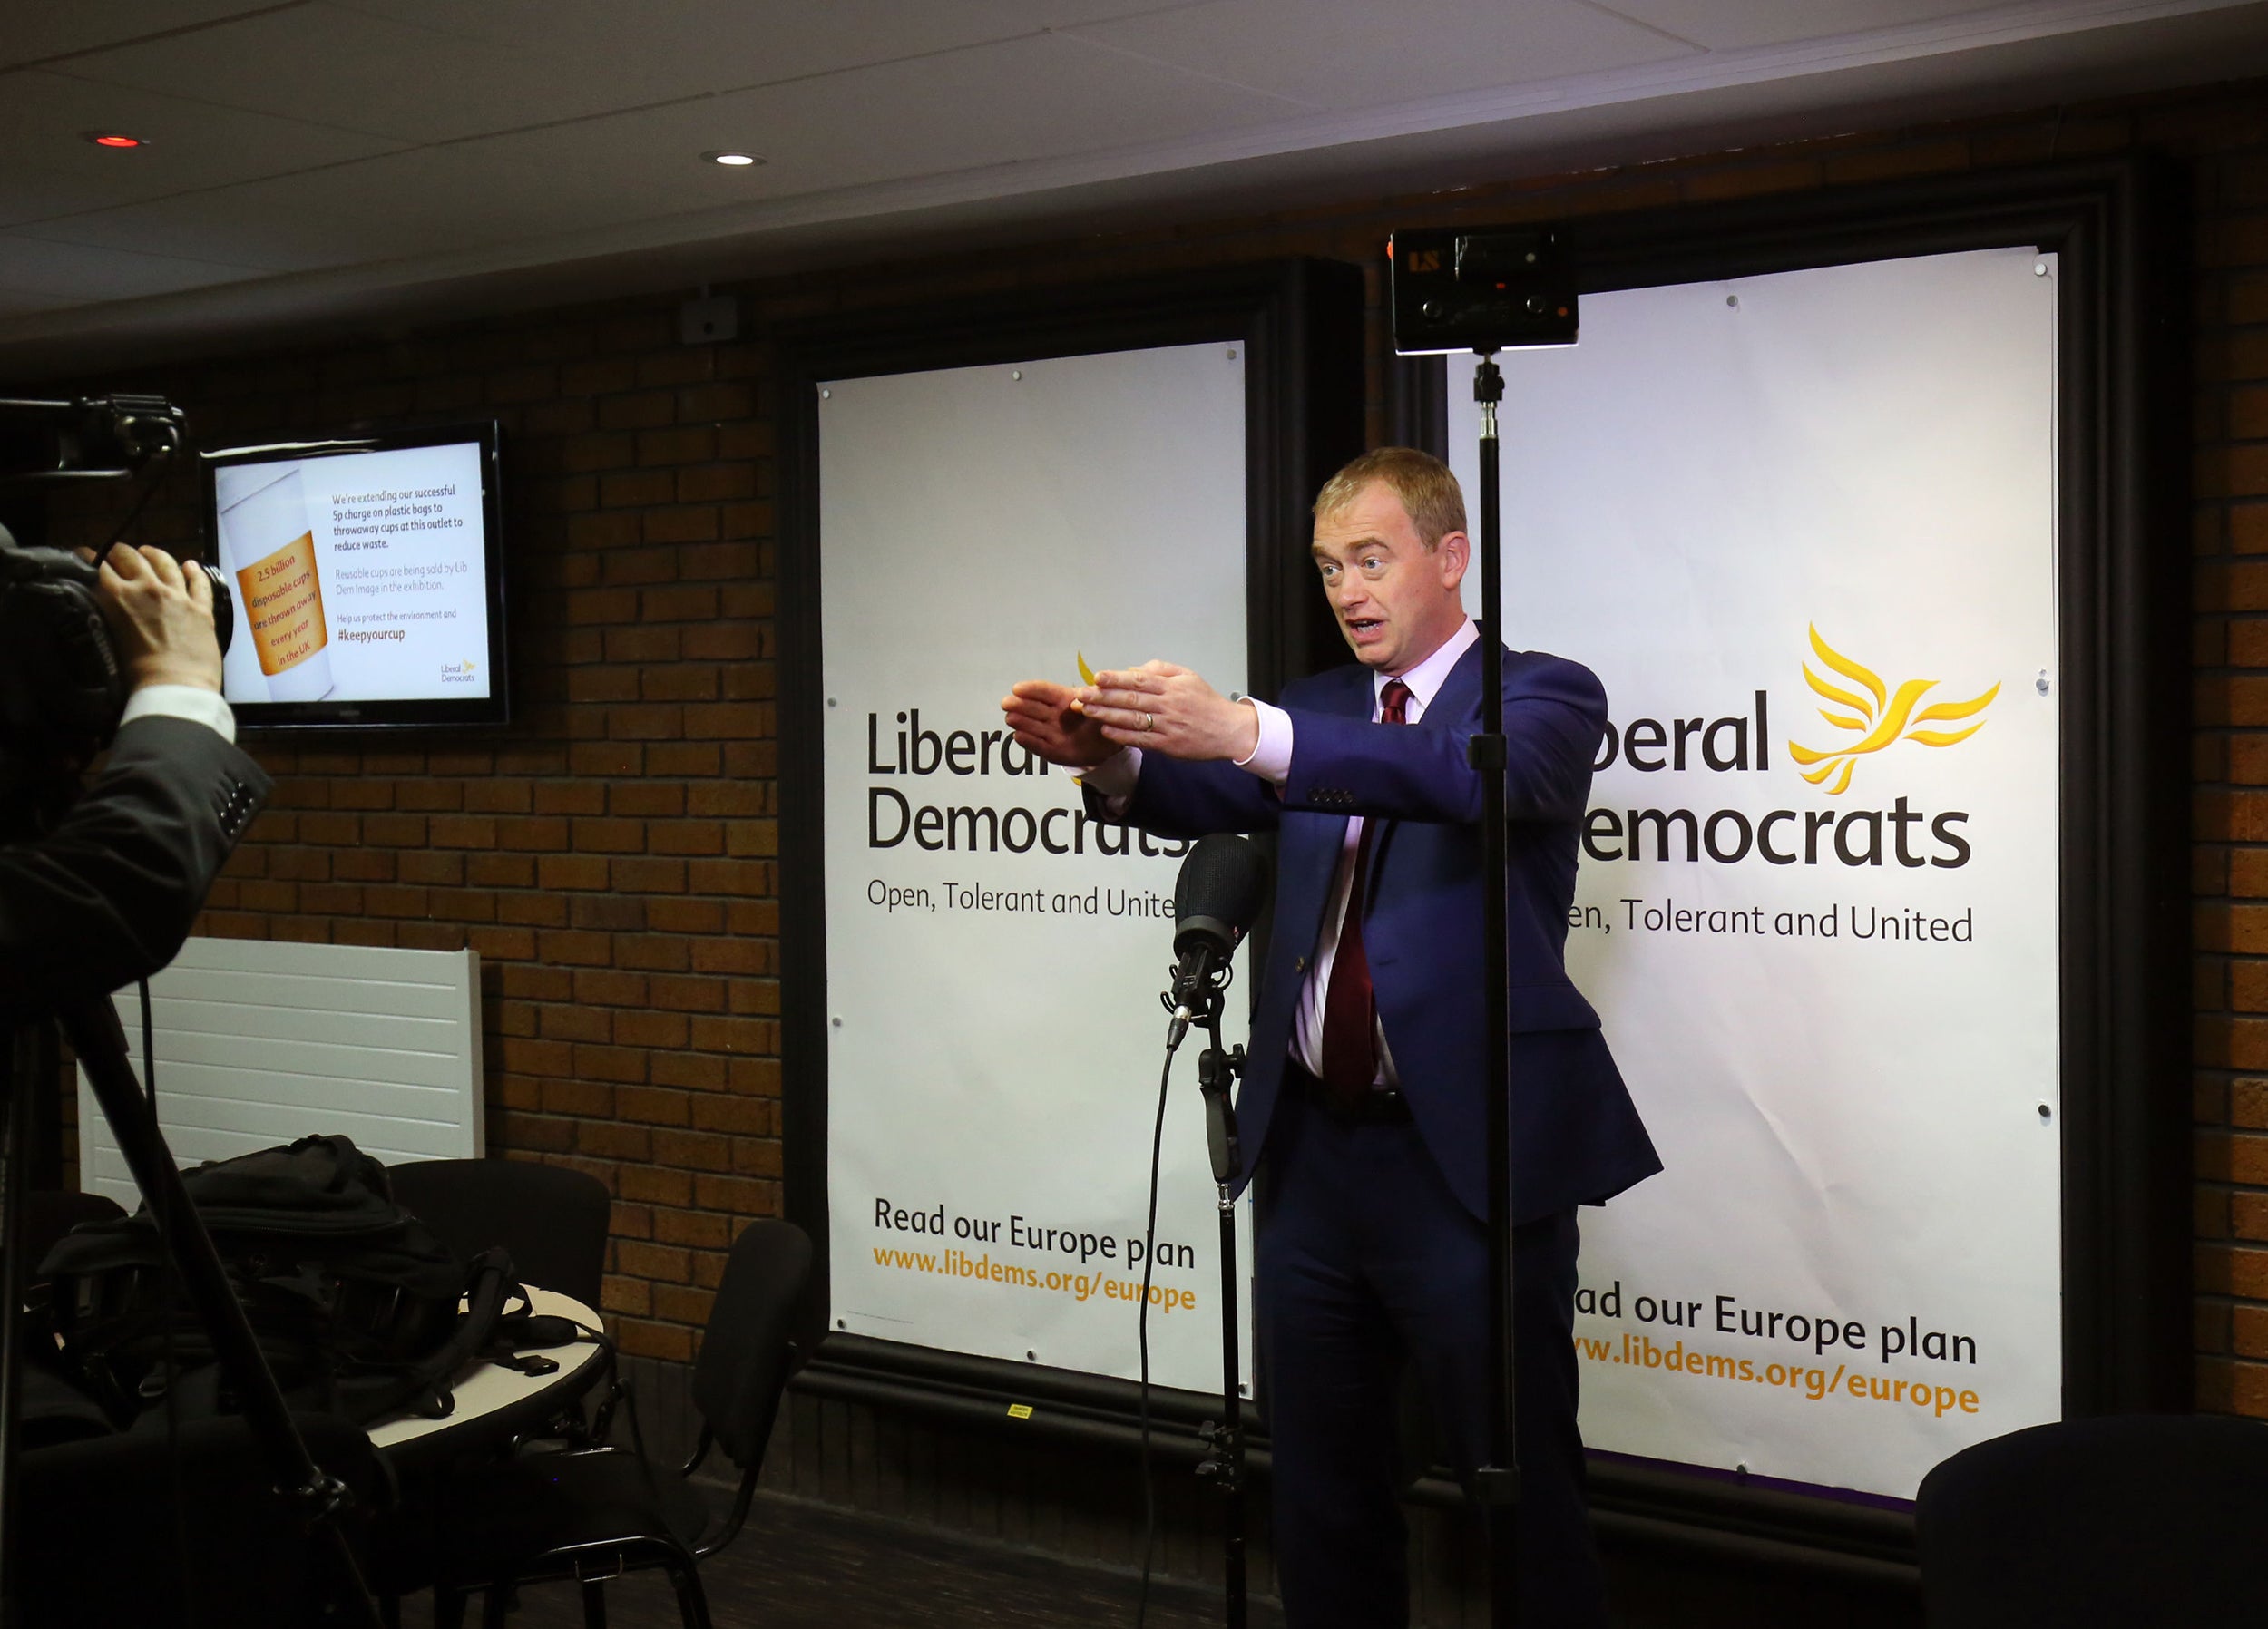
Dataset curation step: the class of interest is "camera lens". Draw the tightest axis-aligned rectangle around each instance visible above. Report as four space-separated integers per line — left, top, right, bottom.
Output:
196 561 235 657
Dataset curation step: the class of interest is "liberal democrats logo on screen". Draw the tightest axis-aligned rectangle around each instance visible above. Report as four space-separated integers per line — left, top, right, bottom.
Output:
1786 627 1999 796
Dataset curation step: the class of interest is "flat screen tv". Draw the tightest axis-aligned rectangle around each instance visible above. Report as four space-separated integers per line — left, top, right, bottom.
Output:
200 422 508 731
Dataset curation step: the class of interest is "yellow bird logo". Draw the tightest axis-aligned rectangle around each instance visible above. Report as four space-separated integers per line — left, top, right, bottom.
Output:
1787 627 1999 795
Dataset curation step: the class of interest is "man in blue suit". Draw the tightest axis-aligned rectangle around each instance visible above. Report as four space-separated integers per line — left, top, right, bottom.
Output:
1003 448 1658 1626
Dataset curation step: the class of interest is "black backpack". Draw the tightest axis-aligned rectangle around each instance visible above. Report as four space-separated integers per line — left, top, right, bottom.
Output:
38 1134 518 1428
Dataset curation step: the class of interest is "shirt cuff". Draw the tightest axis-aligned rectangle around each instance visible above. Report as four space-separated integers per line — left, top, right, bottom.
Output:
1237 698 1293 785
1078 746 1142 813
121 684 237 745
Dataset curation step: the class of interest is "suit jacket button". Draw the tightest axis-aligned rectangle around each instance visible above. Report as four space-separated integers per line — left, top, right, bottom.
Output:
1295 955 1307 972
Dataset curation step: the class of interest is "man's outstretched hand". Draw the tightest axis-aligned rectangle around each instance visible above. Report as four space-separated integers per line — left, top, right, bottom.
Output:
1005 661 1258 767
1078 661 1256 763
1002 679 1117 769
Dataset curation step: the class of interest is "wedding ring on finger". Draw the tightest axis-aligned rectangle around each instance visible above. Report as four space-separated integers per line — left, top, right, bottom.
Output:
1142 712 1155 732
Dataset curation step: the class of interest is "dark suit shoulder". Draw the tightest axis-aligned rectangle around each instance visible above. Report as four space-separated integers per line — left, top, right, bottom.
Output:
1510 647 1600 679
1508 648 1605 704
1277 662 1374 712
1283 646 1604 728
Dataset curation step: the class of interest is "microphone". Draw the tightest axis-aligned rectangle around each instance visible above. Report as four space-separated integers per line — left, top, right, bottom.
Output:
1166 834 1268 1049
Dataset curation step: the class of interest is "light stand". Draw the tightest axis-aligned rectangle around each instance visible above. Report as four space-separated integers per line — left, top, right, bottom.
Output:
0 1001 382 1628
1470 354 1522 1624
1388 224 1580 1629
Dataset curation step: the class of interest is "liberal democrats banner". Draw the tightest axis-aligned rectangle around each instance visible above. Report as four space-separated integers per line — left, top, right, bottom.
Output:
818 343 1253 1391
1451 247 2061 1501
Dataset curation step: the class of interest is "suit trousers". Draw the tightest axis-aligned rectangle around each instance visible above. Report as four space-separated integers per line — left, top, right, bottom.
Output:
1256 1082 1605 1627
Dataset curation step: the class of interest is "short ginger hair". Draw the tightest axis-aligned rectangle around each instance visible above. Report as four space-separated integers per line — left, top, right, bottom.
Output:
1312 447 1467 550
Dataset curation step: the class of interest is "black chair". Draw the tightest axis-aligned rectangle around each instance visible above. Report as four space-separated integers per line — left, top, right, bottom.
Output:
427 1218 813 1629
15 1191 132 1446
1916 1413 2268 1627
388 1156 611 1311
23 1187 127 1269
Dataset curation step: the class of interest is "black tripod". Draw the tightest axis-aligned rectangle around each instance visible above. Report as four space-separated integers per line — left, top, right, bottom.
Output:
0 1000 382 1627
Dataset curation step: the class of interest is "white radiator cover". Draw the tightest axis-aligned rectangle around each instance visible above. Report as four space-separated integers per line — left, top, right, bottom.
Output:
77 936 484 1206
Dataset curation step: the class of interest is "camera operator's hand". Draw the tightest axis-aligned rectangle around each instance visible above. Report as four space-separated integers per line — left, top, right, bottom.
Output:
93 544 223 694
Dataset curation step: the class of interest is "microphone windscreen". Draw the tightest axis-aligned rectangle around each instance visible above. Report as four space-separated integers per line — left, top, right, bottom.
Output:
1172 834 1268 955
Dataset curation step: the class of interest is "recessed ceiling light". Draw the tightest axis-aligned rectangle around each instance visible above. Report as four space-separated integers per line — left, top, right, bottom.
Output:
704 151 762 167
85 132 150 150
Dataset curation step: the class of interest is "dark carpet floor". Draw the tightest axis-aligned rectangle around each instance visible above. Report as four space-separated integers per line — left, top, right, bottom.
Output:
391 1491 1283 1628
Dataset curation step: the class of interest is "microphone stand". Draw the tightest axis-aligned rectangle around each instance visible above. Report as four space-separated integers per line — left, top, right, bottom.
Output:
1470 353 1523 1625
1164 969 1250 1629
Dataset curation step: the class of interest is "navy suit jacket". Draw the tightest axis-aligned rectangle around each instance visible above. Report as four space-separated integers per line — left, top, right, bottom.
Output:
1111 643 1659 1223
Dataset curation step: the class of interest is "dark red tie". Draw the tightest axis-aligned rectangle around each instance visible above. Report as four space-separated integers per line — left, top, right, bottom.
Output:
1319 679 1411 1102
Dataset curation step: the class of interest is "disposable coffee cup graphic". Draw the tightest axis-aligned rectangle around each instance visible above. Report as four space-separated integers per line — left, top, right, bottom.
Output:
216 465 333 701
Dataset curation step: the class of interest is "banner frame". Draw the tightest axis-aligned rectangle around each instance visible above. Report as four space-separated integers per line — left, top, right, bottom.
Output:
774 258 1367 1418
1402 152 2190 1571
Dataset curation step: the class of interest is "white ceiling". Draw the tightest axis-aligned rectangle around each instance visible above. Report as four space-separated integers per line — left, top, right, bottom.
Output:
3 0 2264 374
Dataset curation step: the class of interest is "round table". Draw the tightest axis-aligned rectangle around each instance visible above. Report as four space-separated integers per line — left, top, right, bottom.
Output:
367 1286 609 1467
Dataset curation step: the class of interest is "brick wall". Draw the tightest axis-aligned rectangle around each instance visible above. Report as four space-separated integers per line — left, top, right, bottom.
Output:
38 76 2268 1411
43 312 785 1363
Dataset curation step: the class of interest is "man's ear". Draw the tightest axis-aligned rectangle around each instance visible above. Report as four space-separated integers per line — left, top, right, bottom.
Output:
1435 530 1471 595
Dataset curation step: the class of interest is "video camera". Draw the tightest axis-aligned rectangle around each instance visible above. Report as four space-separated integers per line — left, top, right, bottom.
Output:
1387 225 1579 355
0 395 233 800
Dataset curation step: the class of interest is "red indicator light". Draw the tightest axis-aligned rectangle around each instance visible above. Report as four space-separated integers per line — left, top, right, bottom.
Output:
87 132 147 149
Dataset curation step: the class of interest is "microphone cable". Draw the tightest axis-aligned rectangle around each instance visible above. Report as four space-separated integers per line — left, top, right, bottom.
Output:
1133 1044 1172 1629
